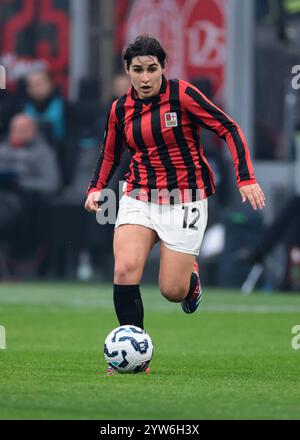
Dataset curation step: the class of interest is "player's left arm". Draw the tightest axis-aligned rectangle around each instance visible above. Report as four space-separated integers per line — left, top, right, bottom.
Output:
182 81 265 210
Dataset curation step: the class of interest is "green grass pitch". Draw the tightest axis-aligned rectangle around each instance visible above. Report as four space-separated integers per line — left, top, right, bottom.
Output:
0 282 300 420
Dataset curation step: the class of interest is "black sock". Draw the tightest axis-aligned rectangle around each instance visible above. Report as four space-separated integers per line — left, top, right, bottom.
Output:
185 272 198 300
113 284 144 329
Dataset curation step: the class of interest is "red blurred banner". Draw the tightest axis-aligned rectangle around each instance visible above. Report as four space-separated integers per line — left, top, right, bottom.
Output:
116 0 228 99
0 0 70 96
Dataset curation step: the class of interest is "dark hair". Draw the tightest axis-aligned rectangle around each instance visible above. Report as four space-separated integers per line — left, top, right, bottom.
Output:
123 35 167 69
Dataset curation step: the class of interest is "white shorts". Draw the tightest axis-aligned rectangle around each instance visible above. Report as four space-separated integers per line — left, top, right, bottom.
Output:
115 195 208 256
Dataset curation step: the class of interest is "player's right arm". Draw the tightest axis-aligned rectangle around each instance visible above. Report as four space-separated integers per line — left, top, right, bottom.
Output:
84 101 125 213
182 80 265 210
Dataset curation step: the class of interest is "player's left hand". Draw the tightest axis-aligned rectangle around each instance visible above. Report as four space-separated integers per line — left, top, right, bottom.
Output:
239 183 265 210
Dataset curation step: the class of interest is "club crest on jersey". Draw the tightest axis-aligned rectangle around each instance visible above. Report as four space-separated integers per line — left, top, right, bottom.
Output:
164 112 178 128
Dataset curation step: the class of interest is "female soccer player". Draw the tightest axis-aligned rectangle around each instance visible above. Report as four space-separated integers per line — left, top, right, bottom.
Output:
85 35 265 330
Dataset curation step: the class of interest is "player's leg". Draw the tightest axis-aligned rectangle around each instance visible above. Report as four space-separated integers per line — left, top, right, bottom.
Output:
159 244 195 301
155 198 207 313
114 224 157 284
159 244 201 312
113 224 158 328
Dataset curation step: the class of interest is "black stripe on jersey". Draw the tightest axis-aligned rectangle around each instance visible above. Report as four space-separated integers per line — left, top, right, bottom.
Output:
185 86 251 181
88 110 111 190
115 94 127 129
190 124 213 196
132 101 157 189
131 157 141 187
186 108 217 133
150 101 178 190
104 98 126 185
129 149 140 188
128 103 140 187
112 94 127 177
169 80 197 188
117 94 140 187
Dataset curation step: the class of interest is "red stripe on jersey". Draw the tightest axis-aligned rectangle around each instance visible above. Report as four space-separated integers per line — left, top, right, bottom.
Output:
183 82 256 186
99 101 116 190
160 112 187 187
126 93 152 199
160 83 189 189
140 102 168 189
178 85 206 190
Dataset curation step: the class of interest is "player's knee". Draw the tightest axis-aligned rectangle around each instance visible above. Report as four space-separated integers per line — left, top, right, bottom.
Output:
159 282 187 303
114 261 141 284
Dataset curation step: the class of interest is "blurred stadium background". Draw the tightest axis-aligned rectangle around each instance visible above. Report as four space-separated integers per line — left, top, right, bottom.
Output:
0 0 300 292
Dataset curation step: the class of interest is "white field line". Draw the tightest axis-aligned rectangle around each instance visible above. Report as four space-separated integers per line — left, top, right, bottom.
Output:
0 292 300 314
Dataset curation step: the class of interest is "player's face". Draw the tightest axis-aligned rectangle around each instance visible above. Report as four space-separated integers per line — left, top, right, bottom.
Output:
127 56 165 99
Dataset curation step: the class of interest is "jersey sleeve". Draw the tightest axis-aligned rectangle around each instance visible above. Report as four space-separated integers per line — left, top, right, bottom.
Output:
86 101 125 196
182 81 256 188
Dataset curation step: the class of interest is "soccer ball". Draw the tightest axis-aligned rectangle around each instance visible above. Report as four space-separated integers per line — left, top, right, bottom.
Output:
104 325 153 373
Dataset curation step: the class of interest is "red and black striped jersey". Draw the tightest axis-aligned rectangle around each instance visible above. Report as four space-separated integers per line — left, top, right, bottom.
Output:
87 76 256 202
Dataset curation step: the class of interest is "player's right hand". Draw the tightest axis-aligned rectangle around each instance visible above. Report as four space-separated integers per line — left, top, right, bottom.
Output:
84 190 101 213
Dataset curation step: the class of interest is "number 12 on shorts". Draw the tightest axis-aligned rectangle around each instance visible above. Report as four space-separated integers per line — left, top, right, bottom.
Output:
182 206 200 230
